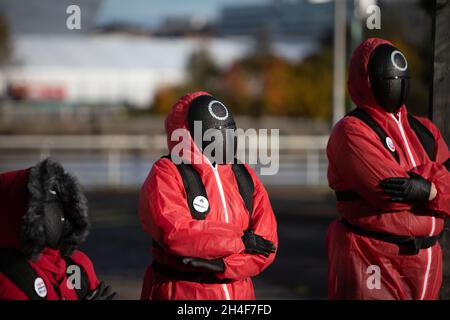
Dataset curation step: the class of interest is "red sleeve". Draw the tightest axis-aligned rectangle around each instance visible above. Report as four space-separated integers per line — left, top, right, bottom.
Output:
217 165 278 281
410 118 450 216
327 117 412 212
69 250 100 291
0 273 29 300
139 158 245 259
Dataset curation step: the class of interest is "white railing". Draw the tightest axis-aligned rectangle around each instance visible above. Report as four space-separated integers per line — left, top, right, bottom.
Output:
0 135 329 188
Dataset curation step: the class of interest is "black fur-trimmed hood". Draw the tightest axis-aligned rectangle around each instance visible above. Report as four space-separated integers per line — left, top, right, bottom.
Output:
21 158 90 260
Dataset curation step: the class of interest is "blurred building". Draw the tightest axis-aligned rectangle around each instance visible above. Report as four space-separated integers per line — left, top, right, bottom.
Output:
2 36 255 107
218 0 336 41
0 0 318 108
153 16 212 37
2 35 317 107
0 0 102 35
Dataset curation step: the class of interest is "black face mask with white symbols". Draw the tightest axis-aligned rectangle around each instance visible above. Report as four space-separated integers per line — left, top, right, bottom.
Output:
187 95 237 164
368 44 411 113
43 182 67 249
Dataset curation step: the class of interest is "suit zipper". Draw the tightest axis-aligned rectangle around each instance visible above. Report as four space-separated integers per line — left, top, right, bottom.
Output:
207 161 231 300
390 112 417 167
390 113 435 235
210 163 230 223
390 112 433 300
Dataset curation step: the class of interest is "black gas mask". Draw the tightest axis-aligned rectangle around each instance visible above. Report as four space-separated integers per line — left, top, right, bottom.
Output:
187 95 237 164
368 44 410 113
43 180 68 249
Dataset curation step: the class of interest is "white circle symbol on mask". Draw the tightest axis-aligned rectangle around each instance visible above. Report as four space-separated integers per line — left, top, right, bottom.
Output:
193 195 209 213
34 277 47 298
386 137 396 152
208 100 229 121
391 50 408 72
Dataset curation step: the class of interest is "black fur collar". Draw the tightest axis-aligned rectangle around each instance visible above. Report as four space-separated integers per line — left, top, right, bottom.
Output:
21 158 90 260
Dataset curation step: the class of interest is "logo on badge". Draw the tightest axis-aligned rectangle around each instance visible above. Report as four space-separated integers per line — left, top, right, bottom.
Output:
192 196 209 213
386 137 396 152
34 277 47 298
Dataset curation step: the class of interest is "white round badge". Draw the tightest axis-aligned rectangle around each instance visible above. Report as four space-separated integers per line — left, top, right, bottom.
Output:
386 137 396 152
192 196 209 213
34 277 47 298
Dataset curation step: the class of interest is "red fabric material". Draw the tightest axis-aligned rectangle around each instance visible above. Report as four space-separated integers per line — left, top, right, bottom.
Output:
139 92 278 300
0 169 99 300
327 38 450 299
69 250 101 291
0 169 30 250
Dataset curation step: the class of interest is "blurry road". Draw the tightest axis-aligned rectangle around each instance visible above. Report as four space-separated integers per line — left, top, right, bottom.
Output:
81 188 337 300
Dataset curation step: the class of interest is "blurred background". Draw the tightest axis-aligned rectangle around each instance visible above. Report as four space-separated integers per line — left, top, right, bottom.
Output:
0 0 435 299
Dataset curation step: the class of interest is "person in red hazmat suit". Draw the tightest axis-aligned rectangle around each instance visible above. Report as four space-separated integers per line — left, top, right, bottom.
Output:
139 92 278 300
326 38 450 300
0 158 116 300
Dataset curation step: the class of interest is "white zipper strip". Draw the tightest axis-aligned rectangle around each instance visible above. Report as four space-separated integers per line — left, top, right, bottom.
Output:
390 113 417 168
390 112 433 300
429 218 436 237
208 162 230 224
221 284 231 300
420 248 432 300
206 159 231 299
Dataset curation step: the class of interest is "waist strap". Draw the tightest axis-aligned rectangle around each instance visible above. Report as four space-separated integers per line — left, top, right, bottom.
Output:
341 219 440 254
151 260 231 284
335 190 361 201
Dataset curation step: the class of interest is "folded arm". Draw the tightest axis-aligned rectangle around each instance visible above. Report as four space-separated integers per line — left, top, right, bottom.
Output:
328 119 412 212
139 159 245 259
216 165 278 281
411 119 450 216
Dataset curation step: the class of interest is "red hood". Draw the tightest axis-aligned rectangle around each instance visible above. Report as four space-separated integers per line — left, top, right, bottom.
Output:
0 159 90 260
348 37 407 117
164 91 213 165
0 169 31 250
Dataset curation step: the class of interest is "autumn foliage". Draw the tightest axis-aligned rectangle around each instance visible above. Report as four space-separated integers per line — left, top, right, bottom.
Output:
152 46 333 120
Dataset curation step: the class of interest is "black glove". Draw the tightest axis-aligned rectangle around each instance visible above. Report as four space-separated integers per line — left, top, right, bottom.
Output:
444 158 450 172
380 172 431 203
85 282 117 300
182 257 225 273
242 230 276 257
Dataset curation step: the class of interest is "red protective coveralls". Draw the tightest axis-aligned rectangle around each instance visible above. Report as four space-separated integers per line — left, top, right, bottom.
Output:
0 169 99 300
326 38 450 300
139 91 278 300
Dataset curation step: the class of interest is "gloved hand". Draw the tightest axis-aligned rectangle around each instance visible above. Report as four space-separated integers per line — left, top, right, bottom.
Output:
380 172 431 203
182 257 225 273
85 282 117 300
242 230 276 257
